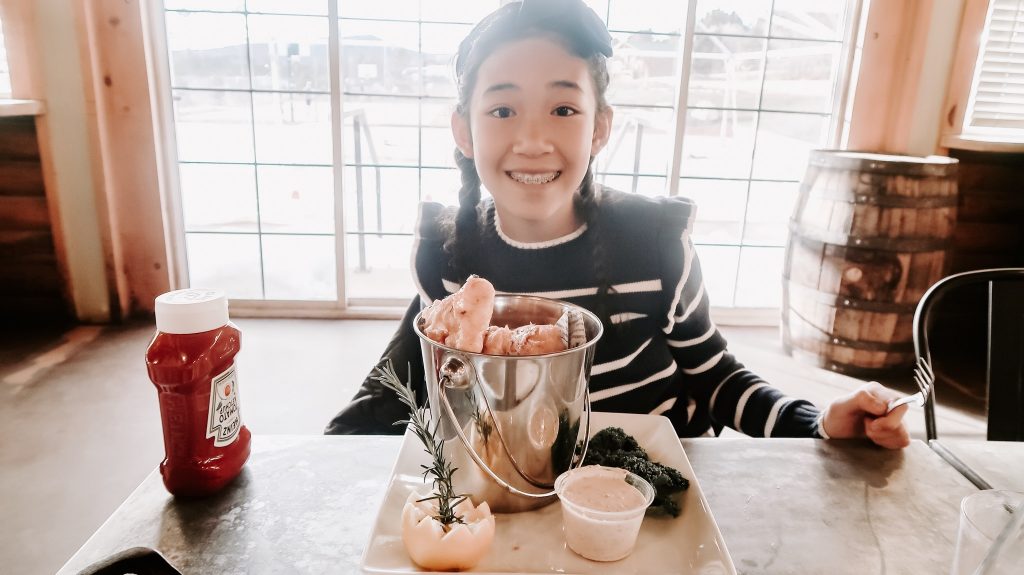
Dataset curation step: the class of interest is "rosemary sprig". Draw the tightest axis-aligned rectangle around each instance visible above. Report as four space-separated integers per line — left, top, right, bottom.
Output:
374 361 468 529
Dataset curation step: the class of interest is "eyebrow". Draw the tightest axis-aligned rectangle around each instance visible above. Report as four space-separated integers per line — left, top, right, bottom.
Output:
482 80 583 94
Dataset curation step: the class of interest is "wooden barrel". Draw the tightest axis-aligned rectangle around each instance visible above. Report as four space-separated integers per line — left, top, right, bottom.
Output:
782 151 959 375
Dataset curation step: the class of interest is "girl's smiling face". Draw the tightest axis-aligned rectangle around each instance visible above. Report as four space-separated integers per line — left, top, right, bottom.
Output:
453 36 612 242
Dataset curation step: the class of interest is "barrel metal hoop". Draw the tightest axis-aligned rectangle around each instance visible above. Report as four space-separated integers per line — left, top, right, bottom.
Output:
783 344 913 376
783 277 919 313
808 149 959 177
785 306 916 352
788 222 954 252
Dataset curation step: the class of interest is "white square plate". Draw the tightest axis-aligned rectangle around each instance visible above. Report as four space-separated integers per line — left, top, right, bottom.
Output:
361 411 736 574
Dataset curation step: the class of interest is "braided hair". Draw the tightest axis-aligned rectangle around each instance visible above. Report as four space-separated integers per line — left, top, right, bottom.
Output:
446 0 614 306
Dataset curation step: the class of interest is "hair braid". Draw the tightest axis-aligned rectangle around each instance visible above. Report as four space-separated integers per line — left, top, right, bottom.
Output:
446 149 484 282
575 161 615 334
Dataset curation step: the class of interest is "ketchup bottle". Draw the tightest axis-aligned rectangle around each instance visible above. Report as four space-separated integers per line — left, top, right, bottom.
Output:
145 289 251 497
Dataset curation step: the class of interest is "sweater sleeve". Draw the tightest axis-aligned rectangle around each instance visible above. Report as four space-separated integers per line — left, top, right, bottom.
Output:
323 297 426 435
657 199 821 438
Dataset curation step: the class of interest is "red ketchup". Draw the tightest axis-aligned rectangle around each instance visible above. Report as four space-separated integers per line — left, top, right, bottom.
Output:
145 289 251 497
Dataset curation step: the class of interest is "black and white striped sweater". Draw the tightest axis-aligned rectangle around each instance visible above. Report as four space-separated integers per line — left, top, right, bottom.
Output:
325 188 821 438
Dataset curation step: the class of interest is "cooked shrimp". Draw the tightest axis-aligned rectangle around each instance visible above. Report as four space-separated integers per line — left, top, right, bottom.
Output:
420 276 495 353
482 324 566 356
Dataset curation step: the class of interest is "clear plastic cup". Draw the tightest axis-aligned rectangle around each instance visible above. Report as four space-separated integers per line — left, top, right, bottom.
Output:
951 490 1024 575
554 465 656 562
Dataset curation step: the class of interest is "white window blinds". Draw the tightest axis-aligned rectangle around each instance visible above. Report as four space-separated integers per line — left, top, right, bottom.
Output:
964 0 1024 138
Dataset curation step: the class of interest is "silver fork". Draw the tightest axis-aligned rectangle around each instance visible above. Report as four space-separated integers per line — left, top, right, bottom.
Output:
885 358 935 414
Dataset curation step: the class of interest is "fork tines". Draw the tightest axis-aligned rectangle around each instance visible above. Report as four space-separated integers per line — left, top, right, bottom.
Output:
913 357 935 399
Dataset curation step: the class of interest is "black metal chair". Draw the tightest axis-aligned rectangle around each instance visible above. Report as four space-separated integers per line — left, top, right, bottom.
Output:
913 267 1024 442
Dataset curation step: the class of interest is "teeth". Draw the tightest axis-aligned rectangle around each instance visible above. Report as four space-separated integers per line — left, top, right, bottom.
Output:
509 171 559 185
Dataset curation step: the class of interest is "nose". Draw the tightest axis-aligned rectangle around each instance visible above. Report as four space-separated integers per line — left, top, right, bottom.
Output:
512 115 554 157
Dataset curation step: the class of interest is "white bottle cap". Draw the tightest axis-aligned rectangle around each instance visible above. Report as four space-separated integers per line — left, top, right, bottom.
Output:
155 289 230 334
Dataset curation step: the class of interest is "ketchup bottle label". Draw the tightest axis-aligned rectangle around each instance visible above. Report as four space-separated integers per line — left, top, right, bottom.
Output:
206 364 242 447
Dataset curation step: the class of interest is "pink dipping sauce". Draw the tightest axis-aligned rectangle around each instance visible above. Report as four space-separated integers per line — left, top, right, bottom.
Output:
554 465 655 562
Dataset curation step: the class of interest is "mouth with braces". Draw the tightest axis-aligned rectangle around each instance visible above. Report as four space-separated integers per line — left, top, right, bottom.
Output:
507 171 561 185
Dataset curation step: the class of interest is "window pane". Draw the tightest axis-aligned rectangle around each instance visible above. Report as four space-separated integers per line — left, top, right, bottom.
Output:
343 166 420 234
338 0 418 21
693 244 739 306
345 233 416 299
421 1 499 25
596 174 631 193
344 96 420 166
247 15 330 92
0 14 13 96
180 164 258 232
173 90 254 163
421 23 472 98
252 92 332 164
166 12 249 90
609 0 683 33
770 0 847 41
422 100 457 168
689 35 766 110
247 0 327 16
186 233 263 299
751 111 828 180
761 39 839 113
421 167 460 206
680 178 746 245
583 0 611 23
744 180 798 246
597 106 674 176
166 1 243 12
340 20 420 96
257 165 334 234
596 174 666 197
263 235 337 300
608 33 681 107
680 108 757 178
735 246 784 307
695 0 770 36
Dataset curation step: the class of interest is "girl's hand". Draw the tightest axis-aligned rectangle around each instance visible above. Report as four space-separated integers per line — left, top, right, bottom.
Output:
821 381 911 449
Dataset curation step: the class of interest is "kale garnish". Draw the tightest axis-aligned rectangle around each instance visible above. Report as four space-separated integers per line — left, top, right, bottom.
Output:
581 426 690 517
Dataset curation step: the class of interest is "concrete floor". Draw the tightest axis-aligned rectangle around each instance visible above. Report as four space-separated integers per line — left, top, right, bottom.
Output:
0 319 986 574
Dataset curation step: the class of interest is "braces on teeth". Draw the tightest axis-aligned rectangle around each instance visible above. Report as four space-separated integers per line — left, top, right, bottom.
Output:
511 172 558 184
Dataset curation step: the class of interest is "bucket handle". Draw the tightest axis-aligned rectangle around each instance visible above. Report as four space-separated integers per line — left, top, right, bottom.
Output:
436 355 591 499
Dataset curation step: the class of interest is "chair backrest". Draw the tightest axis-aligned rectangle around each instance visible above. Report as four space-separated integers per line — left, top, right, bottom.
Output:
913 268 1024 441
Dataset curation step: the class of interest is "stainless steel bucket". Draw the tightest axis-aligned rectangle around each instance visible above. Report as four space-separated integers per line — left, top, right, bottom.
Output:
414 294 603 512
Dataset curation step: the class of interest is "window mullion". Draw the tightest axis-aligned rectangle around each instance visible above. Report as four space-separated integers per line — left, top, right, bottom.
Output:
143 0 190 290
668 0 698 197
241 13 267 300
329 0 348 308
829 0 864 148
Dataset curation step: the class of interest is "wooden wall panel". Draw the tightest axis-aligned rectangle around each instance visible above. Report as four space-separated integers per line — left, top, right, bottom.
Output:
948 150 1024 273
0 116 41 160
0 116 70 321
927 149 1024 398
0 160 47 196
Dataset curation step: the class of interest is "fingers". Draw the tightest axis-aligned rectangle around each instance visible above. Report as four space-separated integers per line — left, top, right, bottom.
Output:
865 414 911 449
865 387 911 449
851 382 895 417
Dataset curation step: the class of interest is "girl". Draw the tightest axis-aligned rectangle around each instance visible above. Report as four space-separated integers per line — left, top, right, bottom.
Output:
326 0 911 449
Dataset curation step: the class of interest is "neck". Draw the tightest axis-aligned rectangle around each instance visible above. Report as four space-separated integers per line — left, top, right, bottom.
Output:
494 204 581 243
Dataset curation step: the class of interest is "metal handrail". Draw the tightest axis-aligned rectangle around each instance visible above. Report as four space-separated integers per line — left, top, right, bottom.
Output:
344 109 384 272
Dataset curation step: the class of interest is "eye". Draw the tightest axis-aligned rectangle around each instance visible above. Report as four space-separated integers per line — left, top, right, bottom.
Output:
488 106 515 119
553 106 578 117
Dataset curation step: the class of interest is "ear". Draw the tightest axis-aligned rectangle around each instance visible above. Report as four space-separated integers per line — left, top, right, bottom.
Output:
590 106 613 155
451 111 473 159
